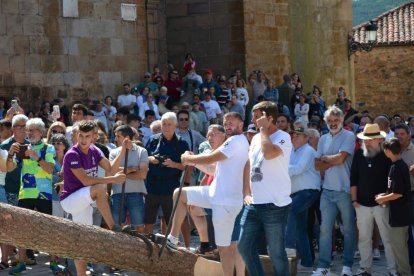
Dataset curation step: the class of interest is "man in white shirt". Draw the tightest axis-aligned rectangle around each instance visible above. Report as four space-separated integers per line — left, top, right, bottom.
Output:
117 83 136 114
238 101 292 276
201 91 222 124
167 112 249 276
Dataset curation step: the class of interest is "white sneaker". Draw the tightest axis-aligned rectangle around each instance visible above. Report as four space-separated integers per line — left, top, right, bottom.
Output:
312 268 330 276
166 234 179 250
285 248 296 258
373 248 380 260
341 266 352 276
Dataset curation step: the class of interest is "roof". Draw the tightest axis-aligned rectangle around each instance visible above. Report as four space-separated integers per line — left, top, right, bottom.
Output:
353 1 414 45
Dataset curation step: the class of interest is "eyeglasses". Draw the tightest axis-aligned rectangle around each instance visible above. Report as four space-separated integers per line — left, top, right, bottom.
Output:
13 124 26 129
179 118 189 121
52 129 64 134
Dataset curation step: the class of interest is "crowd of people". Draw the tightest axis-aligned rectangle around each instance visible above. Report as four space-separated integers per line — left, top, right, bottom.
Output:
0 57 414 276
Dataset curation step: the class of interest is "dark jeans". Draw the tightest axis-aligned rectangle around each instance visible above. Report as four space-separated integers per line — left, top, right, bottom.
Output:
285 189 319 267
238 203 291 276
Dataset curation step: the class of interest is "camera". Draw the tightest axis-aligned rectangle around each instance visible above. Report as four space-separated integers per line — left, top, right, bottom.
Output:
250 166 263 182
155 155 169 165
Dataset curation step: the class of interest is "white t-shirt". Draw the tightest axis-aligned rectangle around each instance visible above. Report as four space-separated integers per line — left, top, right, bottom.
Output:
201 100 222 120
209 134 249 206
117 94 136 108
249 130 292 206
0 149 8 186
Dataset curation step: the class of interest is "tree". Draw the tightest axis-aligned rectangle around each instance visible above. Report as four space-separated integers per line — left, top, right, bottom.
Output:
0 203 202 276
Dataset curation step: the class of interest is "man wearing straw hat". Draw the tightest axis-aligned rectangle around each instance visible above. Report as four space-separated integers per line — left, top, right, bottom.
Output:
351 123 397 276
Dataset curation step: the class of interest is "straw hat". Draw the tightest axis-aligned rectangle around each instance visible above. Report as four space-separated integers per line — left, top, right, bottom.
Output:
356 123 386 140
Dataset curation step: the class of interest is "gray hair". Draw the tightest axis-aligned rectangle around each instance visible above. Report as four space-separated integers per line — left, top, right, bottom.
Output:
208 124 225 133
160 86 168 92
323 105 344 122
150 120 161 132
293 120 307 130
11 114 28 127
306 128 320 139
161 112 177 125
26 118 45 133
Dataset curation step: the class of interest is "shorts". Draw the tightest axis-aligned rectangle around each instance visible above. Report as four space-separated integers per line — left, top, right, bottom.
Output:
60 186 94 225
111 192 145 228
0 185 7 203
52 200 65 218
6 192 18 206
144 193 173 225
18 198 52 215
186 186 241 246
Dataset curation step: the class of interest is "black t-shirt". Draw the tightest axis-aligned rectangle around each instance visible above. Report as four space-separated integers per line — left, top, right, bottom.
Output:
387 159 412 227
350 149 392 207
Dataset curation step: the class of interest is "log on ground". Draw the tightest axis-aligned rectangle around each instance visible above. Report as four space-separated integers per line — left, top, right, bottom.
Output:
0 203 199 276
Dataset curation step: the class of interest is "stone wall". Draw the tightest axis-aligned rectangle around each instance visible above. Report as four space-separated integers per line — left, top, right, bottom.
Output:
165 0 246 77
243 0 291 83
289 0 354 105
354 45 414 117
0 0 147 111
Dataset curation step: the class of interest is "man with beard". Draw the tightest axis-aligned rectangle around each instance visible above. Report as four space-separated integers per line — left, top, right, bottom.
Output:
350 124 396 276
168 112 249 276
313 106 356 276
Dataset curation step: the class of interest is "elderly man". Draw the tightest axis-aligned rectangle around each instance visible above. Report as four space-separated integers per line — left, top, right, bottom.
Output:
6 118 58 274
286 122 321 272
351 124 396 276
313 106 356 276
169 112 249 276
374 115 394 140
144 112 189 234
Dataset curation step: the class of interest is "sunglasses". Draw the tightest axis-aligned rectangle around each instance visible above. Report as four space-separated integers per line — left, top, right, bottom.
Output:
52 129 65 134
179 118 189 121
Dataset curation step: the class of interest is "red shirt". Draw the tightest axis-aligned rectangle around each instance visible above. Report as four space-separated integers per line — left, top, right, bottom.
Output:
164 79 183 102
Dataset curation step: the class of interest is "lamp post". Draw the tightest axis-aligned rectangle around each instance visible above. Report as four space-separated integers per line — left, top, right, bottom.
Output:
348 21 378 59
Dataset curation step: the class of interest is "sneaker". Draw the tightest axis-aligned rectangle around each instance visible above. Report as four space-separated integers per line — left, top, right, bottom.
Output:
112 224 132 234
49 261 63 273
354 268 371 276
354 250 360 259
9 262 26 275
285 248 296 258
341 266 352 276
388 272 399 276
166 234 179 251
297 264 313 273
373 248 380 260
312 268 331 276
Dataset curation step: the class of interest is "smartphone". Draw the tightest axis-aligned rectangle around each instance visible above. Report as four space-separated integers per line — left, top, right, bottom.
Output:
11 100 18 111
16 144 29 160
52 105 60 119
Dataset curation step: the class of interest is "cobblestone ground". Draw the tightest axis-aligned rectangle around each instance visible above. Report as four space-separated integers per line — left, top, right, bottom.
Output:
0 249 391 276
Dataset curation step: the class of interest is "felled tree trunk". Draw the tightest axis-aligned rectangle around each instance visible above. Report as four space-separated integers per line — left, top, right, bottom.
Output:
0 203 200 276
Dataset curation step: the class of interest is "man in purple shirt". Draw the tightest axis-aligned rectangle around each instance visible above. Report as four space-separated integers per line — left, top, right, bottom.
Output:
59 121 128 276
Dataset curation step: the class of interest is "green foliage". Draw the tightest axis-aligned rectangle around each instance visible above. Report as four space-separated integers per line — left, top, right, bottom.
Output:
353 0 413 26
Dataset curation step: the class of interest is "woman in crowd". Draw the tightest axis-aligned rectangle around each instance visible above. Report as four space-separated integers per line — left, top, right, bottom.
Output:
45 122 66 143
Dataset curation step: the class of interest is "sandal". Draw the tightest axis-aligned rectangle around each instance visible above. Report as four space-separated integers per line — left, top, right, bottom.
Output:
0 261 9 270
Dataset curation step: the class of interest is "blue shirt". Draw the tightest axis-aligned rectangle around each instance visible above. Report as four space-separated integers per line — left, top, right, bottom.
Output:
289 143 321 194
317 128 355 193
145 133 189 195
263 88 279 102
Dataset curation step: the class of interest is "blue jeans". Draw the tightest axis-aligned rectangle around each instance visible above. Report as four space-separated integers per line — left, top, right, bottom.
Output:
285 189 319 267
318 189 355 268
0 185 7 203
111 193 145 228
238 203 291 276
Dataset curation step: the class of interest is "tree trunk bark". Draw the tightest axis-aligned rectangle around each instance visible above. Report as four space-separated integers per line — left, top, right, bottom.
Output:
0 203 199 276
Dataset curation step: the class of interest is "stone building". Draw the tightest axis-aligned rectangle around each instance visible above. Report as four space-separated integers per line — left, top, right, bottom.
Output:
353 1 414 117
0 0 353 112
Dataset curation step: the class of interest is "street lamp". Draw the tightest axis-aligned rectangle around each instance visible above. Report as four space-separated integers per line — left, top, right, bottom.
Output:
348 21 378 59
